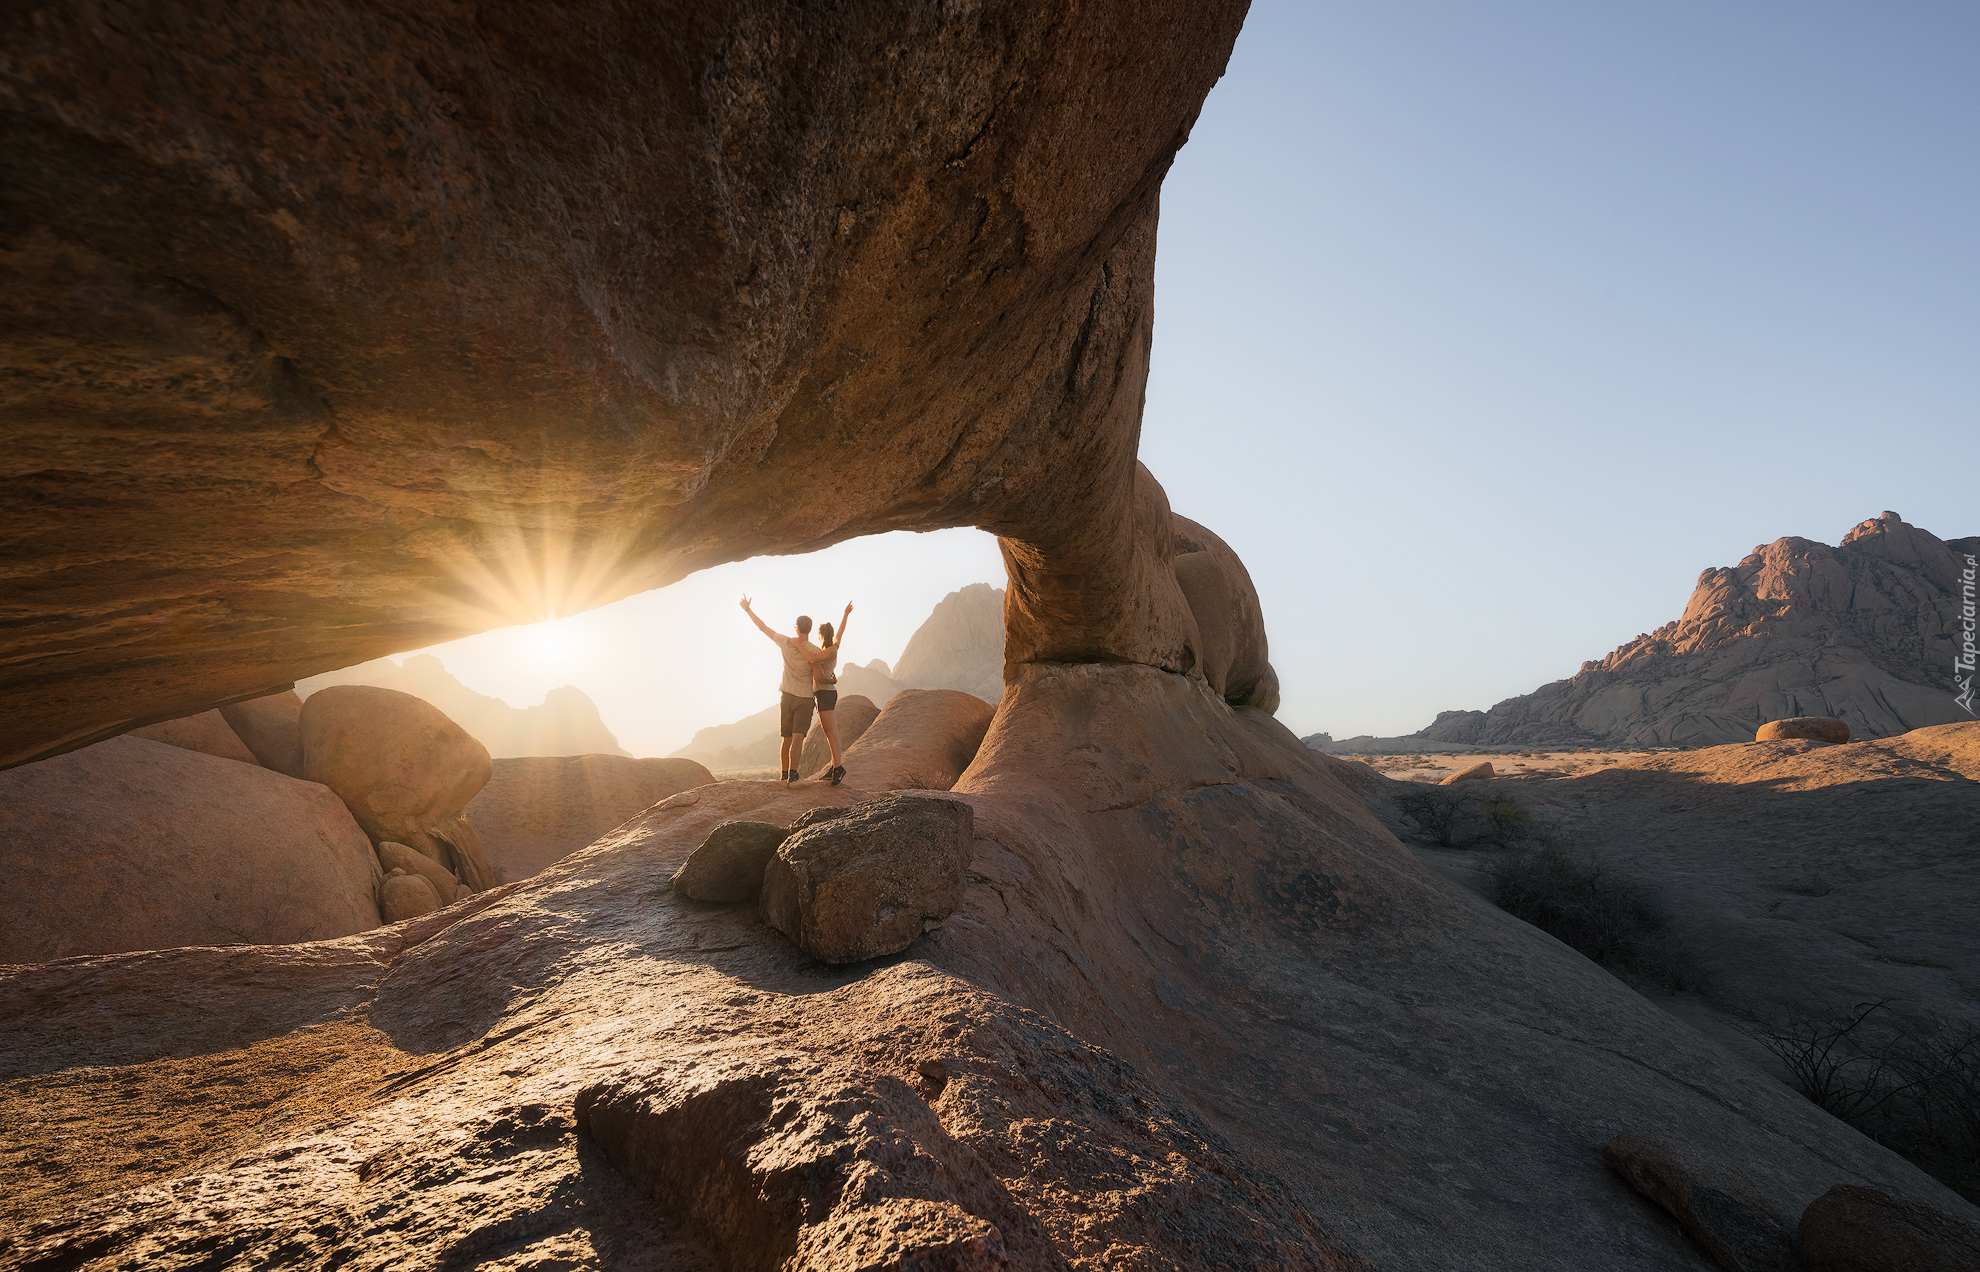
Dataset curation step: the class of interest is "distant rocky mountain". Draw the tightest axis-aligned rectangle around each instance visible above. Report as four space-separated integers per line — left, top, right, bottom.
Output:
668 703 783 770
892 583 1005 700
1313 511 1975 752
670 584 1006 770
296 654 630 758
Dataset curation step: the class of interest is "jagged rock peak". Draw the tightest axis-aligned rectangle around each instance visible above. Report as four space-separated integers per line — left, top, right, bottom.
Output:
1409 511 1973 748
893 583 1006 701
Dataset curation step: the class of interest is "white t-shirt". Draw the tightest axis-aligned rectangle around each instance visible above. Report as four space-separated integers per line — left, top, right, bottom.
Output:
777 637 817 697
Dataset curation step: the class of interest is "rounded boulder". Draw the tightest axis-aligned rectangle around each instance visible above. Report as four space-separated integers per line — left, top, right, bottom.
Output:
300 685 497 889
760 794 972 964
0 735 383 962
671 821 790 903
1800 1184 1980 1272
1755 716 1851 744
380 870 443 923
839 691 996 792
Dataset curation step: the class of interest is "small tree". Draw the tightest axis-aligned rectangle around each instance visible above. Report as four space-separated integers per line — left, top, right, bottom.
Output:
1478 793 1529 846
1391 787 1472 847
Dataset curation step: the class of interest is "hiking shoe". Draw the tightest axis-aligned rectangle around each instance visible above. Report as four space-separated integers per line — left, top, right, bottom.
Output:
829 765 845 787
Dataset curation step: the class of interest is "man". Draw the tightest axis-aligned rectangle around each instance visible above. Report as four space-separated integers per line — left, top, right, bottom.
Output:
740 596 830 784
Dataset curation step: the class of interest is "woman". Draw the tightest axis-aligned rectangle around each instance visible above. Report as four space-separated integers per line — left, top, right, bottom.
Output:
812 602 853 786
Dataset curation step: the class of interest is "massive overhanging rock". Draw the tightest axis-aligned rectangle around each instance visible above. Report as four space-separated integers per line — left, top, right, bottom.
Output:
0 0 1249 768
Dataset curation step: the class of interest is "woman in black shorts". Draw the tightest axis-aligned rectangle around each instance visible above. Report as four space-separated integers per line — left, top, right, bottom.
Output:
813 602 852 786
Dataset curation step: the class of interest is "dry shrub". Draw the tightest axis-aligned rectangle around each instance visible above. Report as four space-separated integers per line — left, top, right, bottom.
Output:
1748 1003 1980 1202
1489 845 1699 991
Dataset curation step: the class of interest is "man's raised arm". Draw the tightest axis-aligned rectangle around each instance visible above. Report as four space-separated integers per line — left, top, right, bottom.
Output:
740 596 783 643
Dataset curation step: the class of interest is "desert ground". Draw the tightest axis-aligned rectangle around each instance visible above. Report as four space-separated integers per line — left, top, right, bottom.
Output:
1350 748 1657 783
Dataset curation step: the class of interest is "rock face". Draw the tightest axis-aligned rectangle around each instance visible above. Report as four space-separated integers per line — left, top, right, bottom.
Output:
1800 1185 1980 1272
892 584 1007 701
760 796 973 964
1383 512 1973 749
127 709 259 766
800 694 882 777
671 821 789 903
298 656 631 759
299 685 496 890
0 0 1255 769
0 735 382 962
218 690 306 777
465 754 713 882
1756 716 1851 743
576 1056 1063 1271
1603 1134 1793 1272
1440 760 1496 785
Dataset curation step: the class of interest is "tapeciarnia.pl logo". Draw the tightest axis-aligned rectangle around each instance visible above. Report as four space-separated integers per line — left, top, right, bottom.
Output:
1958 553 1978 716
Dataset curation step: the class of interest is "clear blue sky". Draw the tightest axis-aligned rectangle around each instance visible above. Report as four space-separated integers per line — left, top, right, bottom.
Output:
404 1 1978 754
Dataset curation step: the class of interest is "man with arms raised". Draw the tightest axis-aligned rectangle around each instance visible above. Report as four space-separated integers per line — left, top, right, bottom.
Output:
740 596 828 784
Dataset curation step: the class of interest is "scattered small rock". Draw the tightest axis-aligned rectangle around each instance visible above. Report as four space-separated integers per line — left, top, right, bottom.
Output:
672 821 789 902
381 870 442 922
760 795 971 964
1755 716 1851 744
1602 1133 1791 1272
1799 1184 1980 1272
1440 761 1496 786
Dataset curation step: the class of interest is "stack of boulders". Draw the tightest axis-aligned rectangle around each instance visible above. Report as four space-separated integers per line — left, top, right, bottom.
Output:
300 684 497 897
670 795 973 964
0 684 514 961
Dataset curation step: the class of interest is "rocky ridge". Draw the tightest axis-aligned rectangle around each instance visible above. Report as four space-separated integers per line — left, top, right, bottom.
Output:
1316 512 1974 752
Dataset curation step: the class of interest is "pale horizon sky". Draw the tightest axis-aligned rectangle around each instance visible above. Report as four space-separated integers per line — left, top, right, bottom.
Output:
361 1 1975 757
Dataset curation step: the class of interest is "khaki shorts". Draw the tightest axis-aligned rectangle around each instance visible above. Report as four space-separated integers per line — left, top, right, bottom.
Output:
779 692 814 738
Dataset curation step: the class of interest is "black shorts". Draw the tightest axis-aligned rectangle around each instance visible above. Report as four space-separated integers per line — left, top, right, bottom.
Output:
779 692 814 738
814 688 838 712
